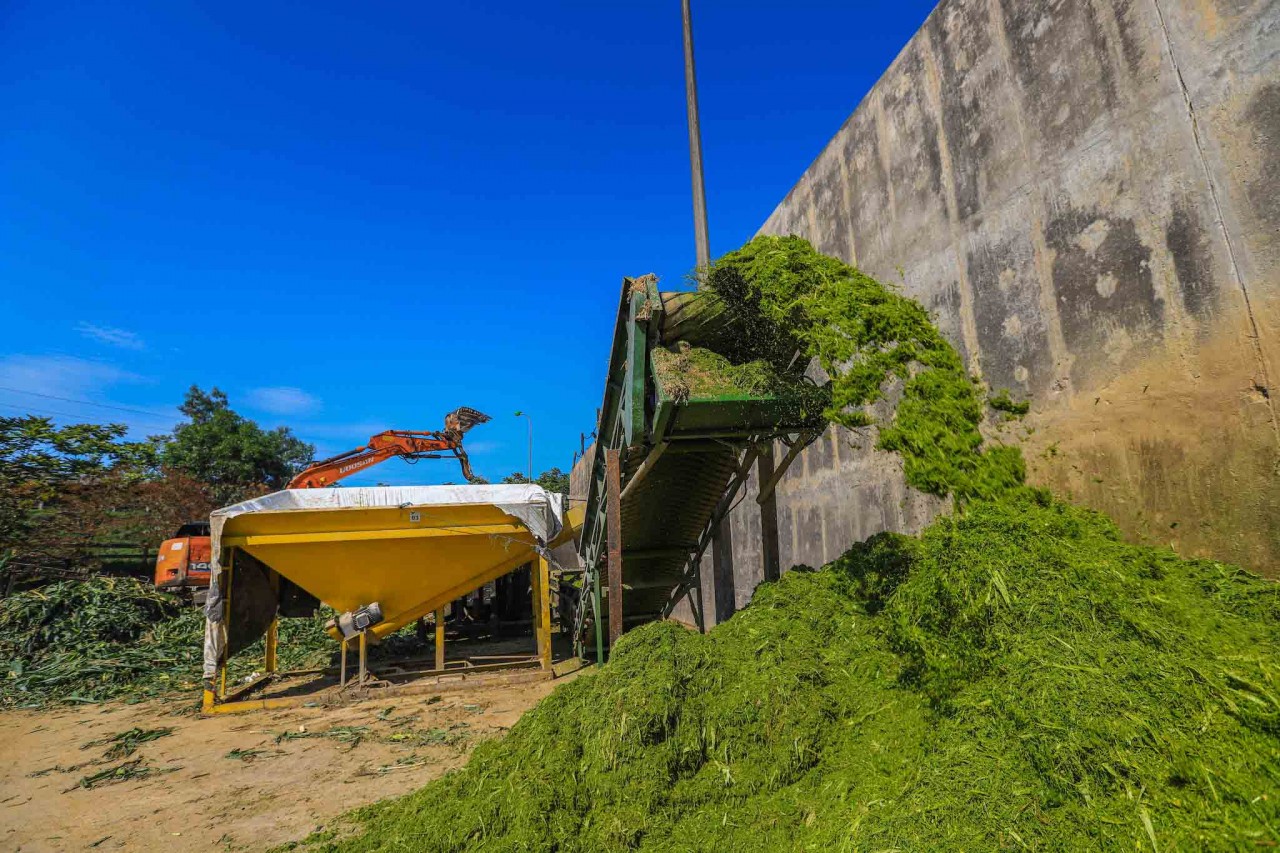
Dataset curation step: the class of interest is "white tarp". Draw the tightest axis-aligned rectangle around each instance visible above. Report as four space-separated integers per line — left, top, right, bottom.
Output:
202 485 563 682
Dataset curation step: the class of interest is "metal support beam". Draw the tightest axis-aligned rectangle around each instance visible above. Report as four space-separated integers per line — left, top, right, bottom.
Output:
756 431 816 504
711 514 736 624
757 443 781 583
533 555 552 671
619 441 669 501
358 630 368 684
264 616 278 673
623 547 698 560
606 449 624 652
434 608 445 671
593 564 605 664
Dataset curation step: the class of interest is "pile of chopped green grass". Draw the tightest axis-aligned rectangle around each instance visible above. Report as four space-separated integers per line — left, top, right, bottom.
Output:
0 575 339 706
291 490 1279 851
0 577 205 705
704 235 1024 501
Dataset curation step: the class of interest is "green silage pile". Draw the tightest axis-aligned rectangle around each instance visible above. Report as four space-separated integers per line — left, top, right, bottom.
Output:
292 236 1279 851
296 491 1279 851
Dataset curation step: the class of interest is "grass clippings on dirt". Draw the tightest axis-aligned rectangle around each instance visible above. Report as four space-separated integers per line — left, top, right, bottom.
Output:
82 726 174 760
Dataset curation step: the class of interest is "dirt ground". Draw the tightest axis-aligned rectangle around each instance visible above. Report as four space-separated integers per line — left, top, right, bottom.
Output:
0 671 561 852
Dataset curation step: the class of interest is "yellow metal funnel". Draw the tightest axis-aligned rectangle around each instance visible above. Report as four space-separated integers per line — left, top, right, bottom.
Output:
210 485 569 640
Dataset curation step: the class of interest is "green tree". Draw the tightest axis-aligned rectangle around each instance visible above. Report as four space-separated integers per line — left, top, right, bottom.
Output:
0 416 146 553
501 467 570 496
160 386 313 505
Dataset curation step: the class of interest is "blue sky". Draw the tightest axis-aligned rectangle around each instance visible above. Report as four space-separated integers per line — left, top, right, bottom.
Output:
1 0 936 486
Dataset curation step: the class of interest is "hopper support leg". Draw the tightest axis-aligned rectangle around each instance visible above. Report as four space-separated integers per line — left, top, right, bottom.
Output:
357 631 368 684
532 556 552 671
264 617 278 673
434 608 445 671
757 444 781 583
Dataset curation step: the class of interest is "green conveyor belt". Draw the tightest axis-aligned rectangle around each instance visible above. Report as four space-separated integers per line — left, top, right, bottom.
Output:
574 275 828 650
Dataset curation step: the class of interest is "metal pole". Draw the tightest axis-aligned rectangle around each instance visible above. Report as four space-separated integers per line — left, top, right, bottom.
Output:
682 0 710 271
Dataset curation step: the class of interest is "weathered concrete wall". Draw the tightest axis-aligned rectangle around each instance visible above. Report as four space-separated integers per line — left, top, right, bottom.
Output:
679 0 1279 625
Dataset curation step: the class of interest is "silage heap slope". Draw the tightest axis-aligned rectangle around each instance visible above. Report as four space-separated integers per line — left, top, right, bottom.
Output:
296 237 1277 850
306 492 1279 851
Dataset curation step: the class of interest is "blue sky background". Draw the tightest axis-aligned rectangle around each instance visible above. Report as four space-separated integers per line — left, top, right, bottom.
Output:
1 0 936 486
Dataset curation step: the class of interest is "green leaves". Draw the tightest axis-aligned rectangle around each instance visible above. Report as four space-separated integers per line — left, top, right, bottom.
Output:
161 386 314 505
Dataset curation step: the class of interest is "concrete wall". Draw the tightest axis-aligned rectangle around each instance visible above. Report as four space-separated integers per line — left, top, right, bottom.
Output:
677 0 1279 626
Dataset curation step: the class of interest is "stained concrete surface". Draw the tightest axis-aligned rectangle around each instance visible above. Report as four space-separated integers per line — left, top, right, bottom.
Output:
675 0 1278 627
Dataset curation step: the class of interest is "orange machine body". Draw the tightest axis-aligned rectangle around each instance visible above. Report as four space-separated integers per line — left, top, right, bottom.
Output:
154 521 213 592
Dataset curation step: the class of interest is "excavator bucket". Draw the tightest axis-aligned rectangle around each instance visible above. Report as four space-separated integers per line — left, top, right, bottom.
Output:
445 407 491 434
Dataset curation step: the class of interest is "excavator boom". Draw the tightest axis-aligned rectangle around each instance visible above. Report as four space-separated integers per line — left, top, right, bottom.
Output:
288 407 491 489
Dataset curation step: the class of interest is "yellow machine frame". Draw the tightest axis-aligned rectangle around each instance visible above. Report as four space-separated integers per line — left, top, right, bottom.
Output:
202 549 554 715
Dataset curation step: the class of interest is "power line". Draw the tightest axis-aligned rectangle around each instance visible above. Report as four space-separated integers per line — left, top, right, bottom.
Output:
0 386 175 419
0 402 174 429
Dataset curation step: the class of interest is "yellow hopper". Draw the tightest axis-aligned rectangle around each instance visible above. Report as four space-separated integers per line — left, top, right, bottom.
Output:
201 485 578 711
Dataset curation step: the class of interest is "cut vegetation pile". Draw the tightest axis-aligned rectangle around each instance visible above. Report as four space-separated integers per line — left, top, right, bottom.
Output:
0 576 336 706
300 492 1279 851
295 237 1278 851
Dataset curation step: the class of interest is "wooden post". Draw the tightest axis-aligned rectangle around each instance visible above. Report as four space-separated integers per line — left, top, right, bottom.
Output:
532 555 552 671
606 449 624 651
434 608 445 671
757 443 781 583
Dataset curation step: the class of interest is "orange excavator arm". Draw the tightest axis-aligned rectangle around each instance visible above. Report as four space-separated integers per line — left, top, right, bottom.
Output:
288 407 491 489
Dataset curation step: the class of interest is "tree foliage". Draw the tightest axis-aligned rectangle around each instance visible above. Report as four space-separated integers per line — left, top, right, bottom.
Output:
2 387 312 575
501 467 570 495
0 416 149 553
160 386 313 505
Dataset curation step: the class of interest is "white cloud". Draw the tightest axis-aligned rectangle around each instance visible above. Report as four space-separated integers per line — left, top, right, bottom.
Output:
247 386 322 416
76 323 145 350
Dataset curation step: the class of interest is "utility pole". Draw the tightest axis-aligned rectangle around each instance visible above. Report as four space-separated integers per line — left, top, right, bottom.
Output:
682 0 710 271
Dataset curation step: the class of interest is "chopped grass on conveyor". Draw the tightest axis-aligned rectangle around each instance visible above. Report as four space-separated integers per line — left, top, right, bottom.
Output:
293 491 1279 852
651 341 796 402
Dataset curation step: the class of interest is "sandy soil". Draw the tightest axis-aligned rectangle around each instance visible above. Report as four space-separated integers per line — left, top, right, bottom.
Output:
0 672 559 852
